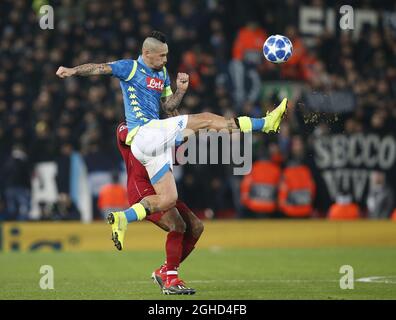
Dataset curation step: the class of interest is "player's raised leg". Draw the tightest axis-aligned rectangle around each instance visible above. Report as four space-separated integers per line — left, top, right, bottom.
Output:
185 97 288 134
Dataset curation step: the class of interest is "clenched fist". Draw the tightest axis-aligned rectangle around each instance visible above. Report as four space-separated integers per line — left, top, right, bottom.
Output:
176 72 189 92
56 66 76 78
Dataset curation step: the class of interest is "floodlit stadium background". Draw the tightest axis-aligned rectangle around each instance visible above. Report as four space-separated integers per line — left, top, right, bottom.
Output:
0 0 396 300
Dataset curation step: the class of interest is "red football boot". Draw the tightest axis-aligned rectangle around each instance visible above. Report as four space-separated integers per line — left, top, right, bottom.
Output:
162 277 196 295
151 265 167 289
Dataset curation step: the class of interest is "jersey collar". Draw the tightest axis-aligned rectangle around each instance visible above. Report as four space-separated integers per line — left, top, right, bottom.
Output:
138 55 163 74
138 55 153 73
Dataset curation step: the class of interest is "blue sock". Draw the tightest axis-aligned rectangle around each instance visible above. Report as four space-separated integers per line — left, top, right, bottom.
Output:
251 118 265 131
124 207 138 222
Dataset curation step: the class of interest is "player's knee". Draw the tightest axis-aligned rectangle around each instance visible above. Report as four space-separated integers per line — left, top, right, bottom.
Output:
191 219 204 238
170 214 186 233
174 218 186 233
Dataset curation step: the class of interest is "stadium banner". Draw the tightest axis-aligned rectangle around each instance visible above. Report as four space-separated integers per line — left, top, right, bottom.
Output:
1 221 396 252
311 133 396 211
303 90 355 113
299 5 381 44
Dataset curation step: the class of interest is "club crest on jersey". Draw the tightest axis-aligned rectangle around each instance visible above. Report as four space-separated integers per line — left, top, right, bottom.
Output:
146 77 164 91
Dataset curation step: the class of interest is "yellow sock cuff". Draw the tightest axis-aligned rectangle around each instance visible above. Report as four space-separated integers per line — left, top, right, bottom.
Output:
237 116 252 133
132 203 147 221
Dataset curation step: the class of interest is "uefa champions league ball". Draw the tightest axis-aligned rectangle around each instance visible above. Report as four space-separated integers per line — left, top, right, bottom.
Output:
263 35 293 64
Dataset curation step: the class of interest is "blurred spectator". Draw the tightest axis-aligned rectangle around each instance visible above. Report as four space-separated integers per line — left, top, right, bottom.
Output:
2 144 31 220
230 21 267 108
30 121 55 163
240 159 281 216
56 142 74 194
366 171 395 219
97 171 129 219
280 25 309 80
178 50 202 90
46 193 81 221
232 20 267 62
0 197 7 221
278 135 316 218
328 193 360 220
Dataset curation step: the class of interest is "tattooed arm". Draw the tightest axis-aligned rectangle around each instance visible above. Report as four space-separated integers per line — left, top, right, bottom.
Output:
56 63 112 78
161 90 186 114
161 72 189 114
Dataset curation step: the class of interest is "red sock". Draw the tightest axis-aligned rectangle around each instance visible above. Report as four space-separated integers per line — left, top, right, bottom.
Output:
165 231 184 281
180 233 199 263
175 200 201 264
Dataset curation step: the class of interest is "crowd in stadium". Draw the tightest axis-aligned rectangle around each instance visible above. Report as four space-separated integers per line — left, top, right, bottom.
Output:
0 0 395 221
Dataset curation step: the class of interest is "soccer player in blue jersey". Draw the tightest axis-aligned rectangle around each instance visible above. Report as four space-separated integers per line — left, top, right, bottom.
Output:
56 31 287 294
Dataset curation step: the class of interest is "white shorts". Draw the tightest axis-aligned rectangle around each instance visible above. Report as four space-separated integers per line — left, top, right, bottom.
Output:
130 115 188 184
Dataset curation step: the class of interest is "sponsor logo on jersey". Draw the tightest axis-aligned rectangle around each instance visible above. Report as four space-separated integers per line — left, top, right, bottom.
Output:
146 77 164 92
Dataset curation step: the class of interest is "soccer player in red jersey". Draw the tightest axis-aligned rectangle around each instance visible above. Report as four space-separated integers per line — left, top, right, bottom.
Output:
116 122 202 295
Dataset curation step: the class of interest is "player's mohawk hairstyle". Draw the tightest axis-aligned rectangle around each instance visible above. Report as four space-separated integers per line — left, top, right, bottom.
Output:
150 31 167 43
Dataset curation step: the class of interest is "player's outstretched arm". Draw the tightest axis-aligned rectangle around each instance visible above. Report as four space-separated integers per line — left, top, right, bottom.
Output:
161 72 189 114
56 63 112 78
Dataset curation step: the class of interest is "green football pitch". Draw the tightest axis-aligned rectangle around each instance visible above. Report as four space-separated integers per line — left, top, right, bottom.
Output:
1 247 395 300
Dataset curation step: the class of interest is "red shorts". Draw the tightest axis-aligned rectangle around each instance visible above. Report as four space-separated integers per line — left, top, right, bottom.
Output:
116 122 191 223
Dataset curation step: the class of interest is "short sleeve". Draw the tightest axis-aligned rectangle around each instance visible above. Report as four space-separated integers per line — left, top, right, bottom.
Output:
161 67 173 98
108 59 134 81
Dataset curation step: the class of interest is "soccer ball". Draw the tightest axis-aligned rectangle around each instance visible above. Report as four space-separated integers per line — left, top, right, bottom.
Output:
263 35 293 64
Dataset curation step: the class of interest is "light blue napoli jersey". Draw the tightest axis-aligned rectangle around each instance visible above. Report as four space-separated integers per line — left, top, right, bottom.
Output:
108 56 173 132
